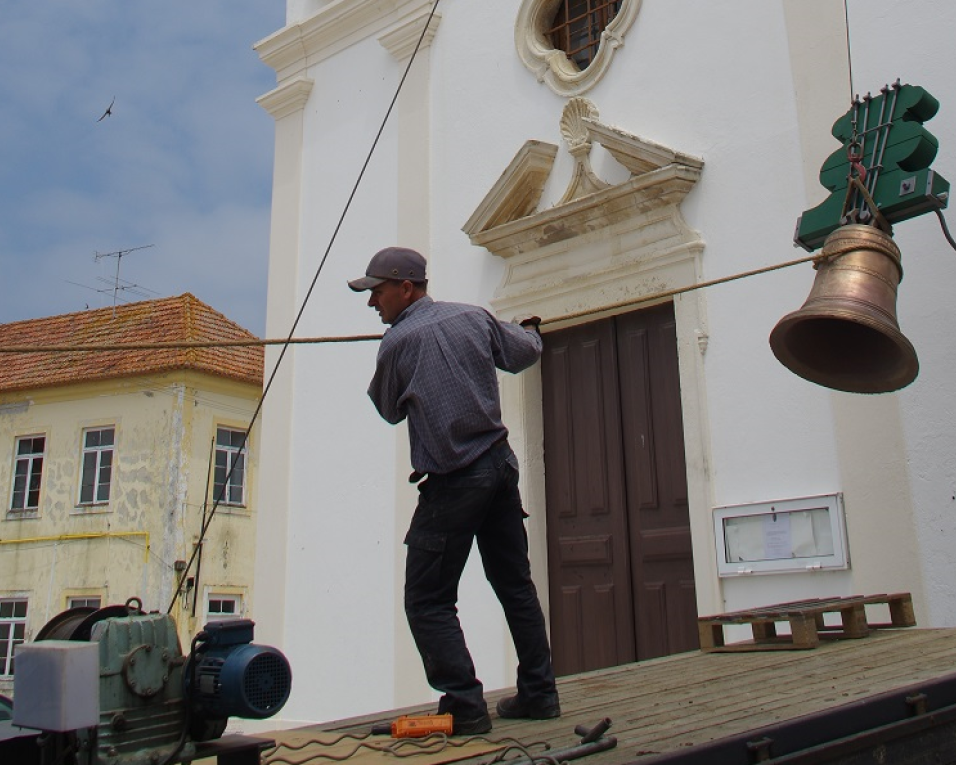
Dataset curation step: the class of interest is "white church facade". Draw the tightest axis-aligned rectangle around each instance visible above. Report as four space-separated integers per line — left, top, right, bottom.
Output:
251 0 956 727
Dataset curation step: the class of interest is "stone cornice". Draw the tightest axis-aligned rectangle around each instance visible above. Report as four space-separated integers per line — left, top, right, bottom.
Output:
462 141 558 237
255 0 438 81
584 120 704 175
257 76 315 120
378 8 442 61
469 164 702 260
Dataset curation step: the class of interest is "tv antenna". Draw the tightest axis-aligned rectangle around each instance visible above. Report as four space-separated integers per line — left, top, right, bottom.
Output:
93 244 156 316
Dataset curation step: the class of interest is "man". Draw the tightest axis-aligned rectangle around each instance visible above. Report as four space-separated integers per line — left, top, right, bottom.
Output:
349 246 560 735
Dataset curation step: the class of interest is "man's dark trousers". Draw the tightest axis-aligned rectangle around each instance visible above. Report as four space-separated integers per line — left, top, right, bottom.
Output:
403 440 557 720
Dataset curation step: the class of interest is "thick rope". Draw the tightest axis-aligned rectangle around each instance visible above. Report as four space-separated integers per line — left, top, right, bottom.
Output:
0 253 820 354
0 334 383 353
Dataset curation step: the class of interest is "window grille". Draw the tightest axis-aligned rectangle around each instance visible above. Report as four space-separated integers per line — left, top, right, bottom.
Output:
548 0 623 70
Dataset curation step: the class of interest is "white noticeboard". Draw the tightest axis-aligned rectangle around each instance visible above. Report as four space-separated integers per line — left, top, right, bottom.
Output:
713 493 849 576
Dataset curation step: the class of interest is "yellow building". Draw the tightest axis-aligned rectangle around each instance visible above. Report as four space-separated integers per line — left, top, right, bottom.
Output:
0 294 263 695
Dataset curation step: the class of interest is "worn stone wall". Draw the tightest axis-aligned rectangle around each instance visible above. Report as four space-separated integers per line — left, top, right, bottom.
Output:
0 371 259 694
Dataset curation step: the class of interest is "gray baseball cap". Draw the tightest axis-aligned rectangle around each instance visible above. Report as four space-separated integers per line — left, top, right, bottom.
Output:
348 247 427 291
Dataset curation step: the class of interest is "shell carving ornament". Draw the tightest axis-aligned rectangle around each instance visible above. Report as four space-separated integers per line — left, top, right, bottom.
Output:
557 97 609 203
559 97 599 152
515 0 642 96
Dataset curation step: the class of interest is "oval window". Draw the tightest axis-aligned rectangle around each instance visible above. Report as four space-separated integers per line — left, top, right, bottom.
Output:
516 0 642 96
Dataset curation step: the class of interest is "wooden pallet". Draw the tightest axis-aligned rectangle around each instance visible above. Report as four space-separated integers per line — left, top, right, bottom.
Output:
698 592 916 652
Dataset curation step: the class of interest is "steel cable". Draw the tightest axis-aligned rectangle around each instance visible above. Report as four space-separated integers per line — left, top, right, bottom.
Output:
165 0 444 614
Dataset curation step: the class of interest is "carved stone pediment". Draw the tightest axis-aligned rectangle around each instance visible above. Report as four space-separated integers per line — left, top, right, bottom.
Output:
462 98 705 322
463 141 558 234
463 98 703 260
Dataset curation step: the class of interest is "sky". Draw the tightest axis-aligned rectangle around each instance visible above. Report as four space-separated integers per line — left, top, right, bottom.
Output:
0 2 286 337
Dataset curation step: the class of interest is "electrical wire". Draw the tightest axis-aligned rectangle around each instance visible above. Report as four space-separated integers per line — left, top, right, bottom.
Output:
165 0 444 614
844 0 854 101
934 205 956 252
263 733 547 765
485 745 564 765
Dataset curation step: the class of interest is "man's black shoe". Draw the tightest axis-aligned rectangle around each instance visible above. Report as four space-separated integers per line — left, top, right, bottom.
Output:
452 712 492 735
495 694 561 720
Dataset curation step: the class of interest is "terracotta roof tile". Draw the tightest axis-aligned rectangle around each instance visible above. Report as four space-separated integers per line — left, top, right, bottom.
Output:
0 294 264 393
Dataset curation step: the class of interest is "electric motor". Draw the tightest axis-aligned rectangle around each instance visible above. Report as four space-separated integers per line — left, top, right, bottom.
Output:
189 619 293 721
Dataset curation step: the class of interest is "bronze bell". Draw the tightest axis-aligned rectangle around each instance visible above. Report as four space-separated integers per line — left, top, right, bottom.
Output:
769 224 918 394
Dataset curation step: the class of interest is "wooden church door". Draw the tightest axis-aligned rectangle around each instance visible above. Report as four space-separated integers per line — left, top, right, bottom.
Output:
541 303 699 675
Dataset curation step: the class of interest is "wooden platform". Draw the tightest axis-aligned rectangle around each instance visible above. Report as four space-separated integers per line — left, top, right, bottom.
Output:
261 626 956 765
697 592 916 652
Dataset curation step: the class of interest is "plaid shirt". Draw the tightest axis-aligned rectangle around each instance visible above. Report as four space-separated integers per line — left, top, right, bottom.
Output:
368 296 542 474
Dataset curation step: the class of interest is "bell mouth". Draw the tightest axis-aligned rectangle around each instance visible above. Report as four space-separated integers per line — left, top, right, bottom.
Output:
770 311 919 394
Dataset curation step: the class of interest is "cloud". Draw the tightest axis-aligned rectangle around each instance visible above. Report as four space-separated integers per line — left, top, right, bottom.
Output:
0 1 283 336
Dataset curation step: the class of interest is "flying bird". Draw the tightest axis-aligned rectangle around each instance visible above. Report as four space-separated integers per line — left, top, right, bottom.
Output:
97 97 115 122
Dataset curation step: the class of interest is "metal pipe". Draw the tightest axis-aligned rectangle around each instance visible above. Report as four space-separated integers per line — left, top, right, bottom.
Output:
866 83 890 198
851 93 872 219
867 80 901 202
574 718 613 743
493 723 617 765
843 93 872 218
0 531 150 562
858 92 871 164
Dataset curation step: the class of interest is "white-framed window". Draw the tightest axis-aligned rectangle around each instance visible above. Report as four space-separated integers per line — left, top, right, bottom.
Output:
10 435 45 513
67 596 102 610
713 493 849 577
79 426 114 506
206 593 242 623
0 599 27 676
213 427 247 507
